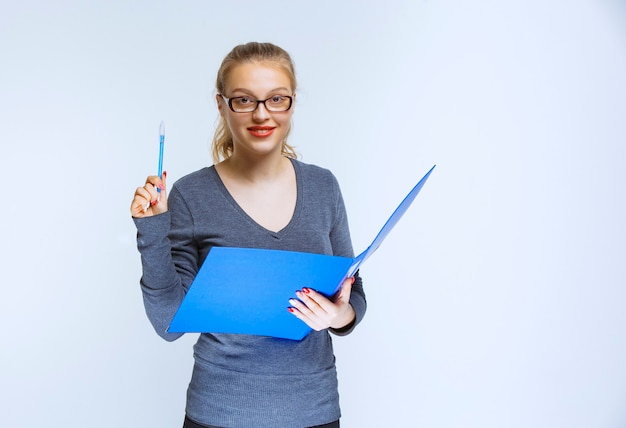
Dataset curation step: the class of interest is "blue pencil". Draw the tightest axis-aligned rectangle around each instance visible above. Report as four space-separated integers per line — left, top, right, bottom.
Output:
157 121 165 198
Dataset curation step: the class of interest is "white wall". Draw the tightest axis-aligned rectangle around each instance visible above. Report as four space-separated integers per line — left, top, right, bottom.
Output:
2 1 625 427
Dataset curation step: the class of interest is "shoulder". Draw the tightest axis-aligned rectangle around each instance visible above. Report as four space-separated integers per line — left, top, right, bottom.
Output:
291 159 339 189
291 159 345 213
168 167 220 211
173 167 213 187
170 167 215 195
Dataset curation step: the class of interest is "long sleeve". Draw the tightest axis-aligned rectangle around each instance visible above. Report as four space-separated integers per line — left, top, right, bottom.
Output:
328 174 367 333
134 213 184 340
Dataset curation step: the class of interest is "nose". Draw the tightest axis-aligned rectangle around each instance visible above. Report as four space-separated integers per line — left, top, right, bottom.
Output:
252 101 271 121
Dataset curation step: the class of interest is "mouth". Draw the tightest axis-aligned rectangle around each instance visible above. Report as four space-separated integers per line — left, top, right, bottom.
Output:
247 126 276 138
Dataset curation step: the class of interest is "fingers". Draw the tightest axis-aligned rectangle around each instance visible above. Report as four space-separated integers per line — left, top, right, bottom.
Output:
130 172 168 218
288 292 327 331
287 277 355 331
130 185 151 218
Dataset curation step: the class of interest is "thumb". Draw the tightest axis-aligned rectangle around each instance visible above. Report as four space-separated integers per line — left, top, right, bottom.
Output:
153 171 169 213
160 170 168 199
337 276 354 304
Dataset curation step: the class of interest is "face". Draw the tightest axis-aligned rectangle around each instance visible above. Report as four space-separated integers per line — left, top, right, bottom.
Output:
217 62 295 158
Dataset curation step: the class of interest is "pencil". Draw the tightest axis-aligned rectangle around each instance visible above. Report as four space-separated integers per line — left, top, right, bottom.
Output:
157 121 165 201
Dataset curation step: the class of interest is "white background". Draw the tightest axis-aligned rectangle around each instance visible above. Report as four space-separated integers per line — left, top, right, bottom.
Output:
1 1 625 427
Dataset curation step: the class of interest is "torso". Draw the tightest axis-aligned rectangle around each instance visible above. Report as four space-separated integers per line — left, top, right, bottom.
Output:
142 158 357 426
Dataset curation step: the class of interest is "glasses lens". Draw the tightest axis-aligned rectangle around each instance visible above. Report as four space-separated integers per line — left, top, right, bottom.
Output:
230 96 256 112
265 95 292 112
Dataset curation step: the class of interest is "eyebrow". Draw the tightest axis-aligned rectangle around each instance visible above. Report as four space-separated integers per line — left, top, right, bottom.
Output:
229 87 292 97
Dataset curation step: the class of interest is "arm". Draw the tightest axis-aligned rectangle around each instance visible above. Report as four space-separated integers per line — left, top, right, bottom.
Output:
288 173 367 335
330 270 365 336
131 174 197 341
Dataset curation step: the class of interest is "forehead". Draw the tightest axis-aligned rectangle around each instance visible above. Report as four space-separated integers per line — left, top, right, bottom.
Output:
224 62 293 95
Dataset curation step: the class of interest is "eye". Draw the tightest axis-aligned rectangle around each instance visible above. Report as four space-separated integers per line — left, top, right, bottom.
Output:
269 95 285 104
234 96 253 105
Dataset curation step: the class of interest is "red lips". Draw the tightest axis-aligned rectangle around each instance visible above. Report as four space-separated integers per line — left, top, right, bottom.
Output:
247 126 275 138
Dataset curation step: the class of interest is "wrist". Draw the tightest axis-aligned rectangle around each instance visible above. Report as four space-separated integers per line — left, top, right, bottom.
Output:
330 304 356 331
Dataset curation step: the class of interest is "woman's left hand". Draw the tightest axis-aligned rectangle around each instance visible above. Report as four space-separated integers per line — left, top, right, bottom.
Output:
288 277 356 331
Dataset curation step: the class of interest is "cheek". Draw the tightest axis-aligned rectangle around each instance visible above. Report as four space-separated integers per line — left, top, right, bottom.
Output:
223 112 242 131
278 112 294 128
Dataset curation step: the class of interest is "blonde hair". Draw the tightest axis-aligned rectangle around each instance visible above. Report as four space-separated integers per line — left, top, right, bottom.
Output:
212 42 298 163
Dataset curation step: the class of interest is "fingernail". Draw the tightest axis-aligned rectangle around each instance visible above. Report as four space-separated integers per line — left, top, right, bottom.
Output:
163 171 167 178
287 307 295 313
158 184 165 190
302 287 311 294
350 277 355 285
150 200 158 206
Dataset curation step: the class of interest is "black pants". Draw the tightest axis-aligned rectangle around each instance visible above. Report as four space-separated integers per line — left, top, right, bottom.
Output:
183 415 340 428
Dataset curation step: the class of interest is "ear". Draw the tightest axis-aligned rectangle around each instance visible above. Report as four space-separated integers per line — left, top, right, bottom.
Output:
216 94 225 116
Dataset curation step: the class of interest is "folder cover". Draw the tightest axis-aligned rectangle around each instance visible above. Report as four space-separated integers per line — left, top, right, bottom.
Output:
168 165 436 340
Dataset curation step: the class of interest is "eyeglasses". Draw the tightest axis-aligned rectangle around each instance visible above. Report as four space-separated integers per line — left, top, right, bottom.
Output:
219 94 293 113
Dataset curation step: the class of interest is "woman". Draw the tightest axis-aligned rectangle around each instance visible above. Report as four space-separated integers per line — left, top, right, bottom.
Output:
131 42 366 428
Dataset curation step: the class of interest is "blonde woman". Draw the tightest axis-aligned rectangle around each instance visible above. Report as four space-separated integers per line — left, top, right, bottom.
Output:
131 42 366 428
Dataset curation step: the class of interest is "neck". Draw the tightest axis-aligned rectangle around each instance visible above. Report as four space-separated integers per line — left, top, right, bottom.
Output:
219 151 290 184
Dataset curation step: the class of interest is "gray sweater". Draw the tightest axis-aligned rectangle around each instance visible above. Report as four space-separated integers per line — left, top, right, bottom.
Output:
134 159 366 428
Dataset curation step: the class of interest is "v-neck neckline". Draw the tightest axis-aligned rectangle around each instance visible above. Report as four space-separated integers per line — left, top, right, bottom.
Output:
209 158 303 239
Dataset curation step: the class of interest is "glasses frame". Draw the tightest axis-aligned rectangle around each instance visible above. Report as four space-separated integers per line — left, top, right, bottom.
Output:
219 94 294 113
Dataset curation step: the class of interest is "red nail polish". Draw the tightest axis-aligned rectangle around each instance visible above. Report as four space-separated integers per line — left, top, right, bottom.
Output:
163 171 167 178
302 287 311 294
287 307 295 313
150 200 158 206
350 277 355 285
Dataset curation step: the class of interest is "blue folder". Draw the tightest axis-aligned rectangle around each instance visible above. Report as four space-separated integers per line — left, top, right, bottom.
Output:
168 165 436 340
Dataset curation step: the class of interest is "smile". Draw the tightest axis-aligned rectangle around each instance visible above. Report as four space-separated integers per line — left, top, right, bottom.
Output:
247 126 275 138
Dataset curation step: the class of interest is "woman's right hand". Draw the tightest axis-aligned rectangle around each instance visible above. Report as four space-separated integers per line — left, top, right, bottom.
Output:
131 172 168 218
